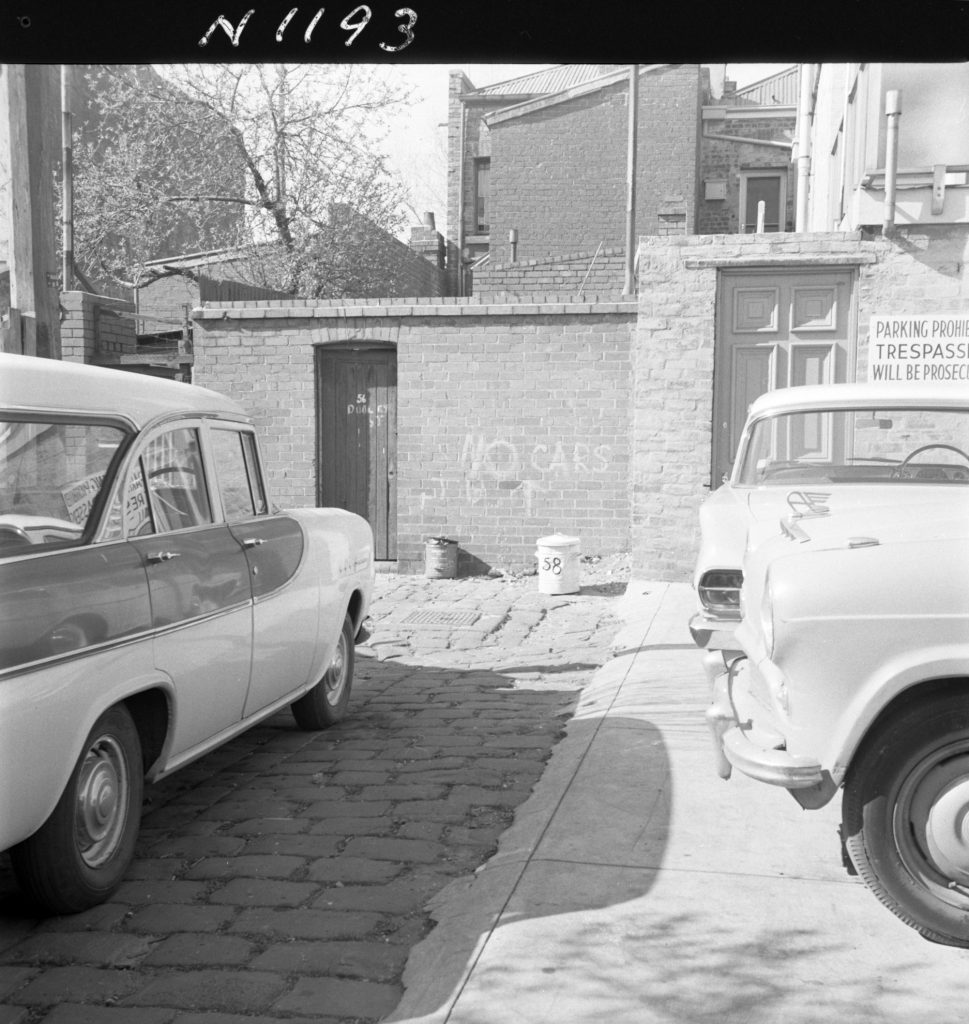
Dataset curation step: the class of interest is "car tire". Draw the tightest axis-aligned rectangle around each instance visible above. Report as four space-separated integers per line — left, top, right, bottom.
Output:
842 692 969 947
10 704 143 914
291 614 354 730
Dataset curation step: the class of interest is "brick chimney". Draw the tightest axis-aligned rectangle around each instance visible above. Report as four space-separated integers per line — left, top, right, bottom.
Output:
409 212 445 270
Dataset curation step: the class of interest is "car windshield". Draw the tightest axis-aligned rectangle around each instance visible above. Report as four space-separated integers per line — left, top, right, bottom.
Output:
0 419 130 553
736 407 969 486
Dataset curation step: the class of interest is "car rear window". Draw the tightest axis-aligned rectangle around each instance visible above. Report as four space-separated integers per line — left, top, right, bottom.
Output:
0 418 129 553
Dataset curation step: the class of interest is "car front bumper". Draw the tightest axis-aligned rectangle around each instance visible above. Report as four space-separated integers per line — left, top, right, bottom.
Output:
706 657 824 789
688 610 741 652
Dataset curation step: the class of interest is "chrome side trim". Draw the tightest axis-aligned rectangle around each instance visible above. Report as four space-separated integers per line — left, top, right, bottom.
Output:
0 601 252 680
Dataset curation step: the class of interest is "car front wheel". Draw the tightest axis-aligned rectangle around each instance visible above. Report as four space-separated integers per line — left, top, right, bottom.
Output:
291 613 354 730
10 704 143 914
842 692 969 947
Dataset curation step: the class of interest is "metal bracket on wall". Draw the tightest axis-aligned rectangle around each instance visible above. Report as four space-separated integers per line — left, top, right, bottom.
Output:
932 164 946 216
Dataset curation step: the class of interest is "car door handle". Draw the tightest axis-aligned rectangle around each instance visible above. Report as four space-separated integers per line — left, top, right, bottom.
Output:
145 551 181 564
242 537 266 548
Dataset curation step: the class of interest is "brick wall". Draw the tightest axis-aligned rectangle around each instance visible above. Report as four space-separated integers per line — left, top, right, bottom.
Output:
475 248 627 297
187 226 968 582
632 226 969 580
192 296 636 574
699 110 796 234
487 66 701 265
853 226 969 372
353 218 448 299
137 274 199 332
448 70 504 291
60 290 137 363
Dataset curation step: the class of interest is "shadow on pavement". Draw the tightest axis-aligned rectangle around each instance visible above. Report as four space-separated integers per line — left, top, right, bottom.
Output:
0 652 602 1022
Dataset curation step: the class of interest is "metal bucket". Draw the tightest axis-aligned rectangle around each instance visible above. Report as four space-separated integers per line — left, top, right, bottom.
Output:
535 533 581 594
425 538 458 579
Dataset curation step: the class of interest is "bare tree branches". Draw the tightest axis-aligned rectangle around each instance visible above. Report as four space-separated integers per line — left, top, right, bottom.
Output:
73 63 412 297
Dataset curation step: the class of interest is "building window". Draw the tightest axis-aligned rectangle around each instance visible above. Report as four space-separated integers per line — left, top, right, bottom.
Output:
739 170 786 233
474 158 490 233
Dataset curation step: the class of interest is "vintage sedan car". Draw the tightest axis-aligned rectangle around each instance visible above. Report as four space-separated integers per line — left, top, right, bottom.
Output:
690 382 969 682
0 353 374 913
707 480 969 945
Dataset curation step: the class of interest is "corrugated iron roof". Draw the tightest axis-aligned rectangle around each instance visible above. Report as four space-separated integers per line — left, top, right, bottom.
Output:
732 66 799 106
472 64 622 97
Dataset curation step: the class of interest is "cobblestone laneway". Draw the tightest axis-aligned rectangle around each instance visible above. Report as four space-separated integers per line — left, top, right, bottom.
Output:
0 562 628 1024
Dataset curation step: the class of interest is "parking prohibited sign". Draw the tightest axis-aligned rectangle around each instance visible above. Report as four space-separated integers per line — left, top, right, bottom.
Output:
869 314 969 382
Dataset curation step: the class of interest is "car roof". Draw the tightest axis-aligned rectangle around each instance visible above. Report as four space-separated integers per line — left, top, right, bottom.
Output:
0 354 248 429
748 382 969 417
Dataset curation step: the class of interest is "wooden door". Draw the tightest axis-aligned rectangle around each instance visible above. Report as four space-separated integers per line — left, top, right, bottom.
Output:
712 268 855 484
316 345 397 560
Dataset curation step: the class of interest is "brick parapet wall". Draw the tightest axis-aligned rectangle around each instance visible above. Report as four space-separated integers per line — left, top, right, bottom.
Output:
137 275 198 333
192 296 634 318
474 248 628 297
60 290 137 363
192 297 636 573
632 227 969 580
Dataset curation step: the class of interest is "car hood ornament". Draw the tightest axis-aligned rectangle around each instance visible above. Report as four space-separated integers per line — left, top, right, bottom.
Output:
786 490 832 518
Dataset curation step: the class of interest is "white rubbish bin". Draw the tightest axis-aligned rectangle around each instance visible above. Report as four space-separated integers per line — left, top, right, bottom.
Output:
535 533 581 595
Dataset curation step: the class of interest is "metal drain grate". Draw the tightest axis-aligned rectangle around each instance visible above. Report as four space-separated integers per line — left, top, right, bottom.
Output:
400 609 480 627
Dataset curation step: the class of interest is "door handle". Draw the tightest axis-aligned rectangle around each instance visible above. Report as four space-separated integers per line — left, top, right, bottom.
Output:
146 551 181 564
242 537 266 548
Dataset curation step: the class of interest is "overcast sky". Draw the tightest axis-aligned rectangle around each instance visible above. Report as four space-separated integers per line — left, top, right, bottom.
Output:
386 63 796 235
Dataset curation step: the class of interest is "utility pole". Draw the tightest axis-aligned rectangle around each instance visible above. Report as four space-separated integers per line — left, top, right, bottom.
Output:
1 64 62 357
61 65 74 292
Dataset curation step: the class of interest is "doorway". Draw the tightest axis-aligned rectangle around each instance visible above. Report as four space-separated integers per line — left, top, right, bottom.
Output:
712 268 856 483
316 343 397 561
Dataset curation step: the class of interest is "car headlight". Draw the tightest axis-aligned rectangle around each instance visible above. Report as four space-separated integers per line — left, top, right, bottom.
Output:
698 569 743 617
760 574 775 659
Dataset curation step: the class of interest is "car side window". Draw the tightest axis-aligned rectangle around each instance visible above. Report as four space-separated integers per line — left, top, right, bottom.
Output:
143 428 213 533
241 433 268 514
210 428 268 520
0 418 128 551
102 459 154 541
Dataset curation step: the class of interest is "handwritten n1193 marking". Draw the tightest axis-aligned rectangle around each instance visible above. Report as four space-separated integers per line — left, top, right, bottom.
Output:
199 6 417 50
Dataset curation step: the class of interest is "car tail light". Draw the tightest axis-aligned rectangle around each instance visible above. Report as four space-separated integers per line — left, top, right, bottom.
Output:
698 570 743 617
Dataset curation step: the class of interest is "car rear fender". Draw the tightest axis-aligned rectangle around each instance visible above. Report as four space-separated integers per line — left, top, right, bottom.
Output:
0 654 174 851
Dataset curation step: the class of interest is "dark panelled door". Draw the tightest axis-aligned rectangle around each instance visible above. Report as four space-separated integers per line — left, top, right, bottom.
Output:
712 268 855 484
316 345 397 560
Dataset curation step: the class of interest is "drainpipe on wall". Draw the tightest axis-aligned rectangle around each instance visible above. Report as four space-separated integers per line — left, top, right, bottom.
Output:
882 89 902 237
623 64 639 296
795 63 816 231
837 63 854 224
456 104 466 296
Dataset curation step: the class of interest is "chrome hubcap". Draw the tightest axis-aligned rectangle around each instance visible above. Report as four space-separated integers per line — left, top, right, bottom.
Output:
75 736 128 868
916 757 969 886
324 634 348 706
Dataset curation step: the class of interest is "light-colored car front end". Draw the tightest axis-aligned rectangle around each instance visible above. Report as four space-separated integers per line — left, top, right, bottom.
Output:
708 498 969 808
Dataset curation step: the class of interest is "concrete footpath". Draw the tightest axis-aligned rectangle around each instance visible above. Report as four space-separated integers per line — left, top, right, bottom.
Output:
390 580 969 1024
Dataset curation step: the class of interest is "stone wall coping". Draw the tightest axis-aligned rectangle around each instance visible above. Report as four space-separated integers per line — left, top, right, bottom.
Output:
61 289 135 311
640 230 866 247
683 253 879 269
193 298 638 320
